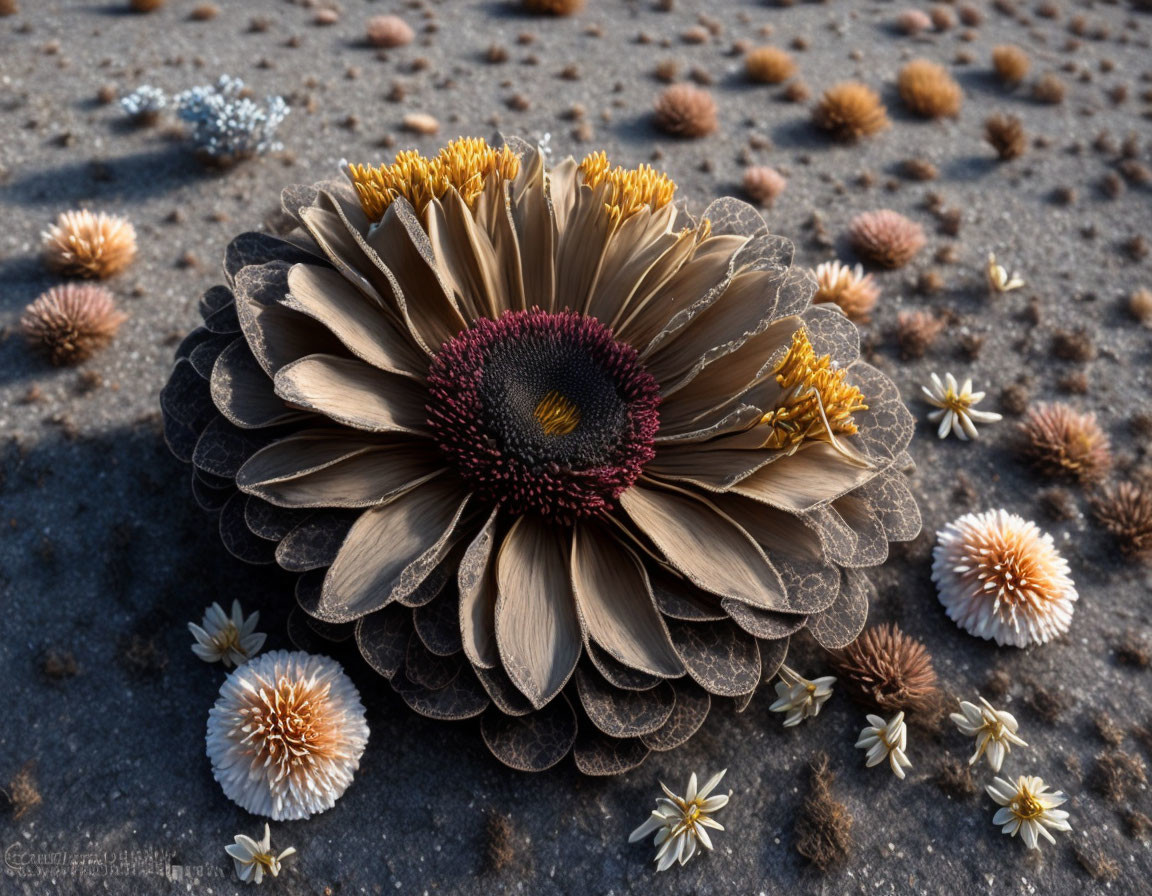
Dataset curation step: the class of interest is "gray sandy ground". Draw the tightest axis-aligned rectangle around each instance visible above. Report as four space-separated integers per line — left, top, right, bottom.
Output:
1 1 1151 894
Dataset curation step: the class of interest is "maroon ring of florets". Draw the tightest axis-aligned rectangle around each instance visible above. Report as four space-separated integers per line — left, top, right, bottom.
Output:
426 309 660 524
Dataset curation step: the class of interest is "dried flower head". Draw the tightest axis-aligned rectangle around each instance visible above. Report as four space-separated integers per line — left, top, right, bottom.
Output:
794 753 852 869
522 0 584 14
1020 403 1112 483
1094 482 1152 561
896 309 945 359
741 165 787 206
119 85 168 124
365 15 414 48
898 59 964 118
21 284 127 365
855 711 912 779
41 209 137 279
932 509 1078 647
812 81 890 141
745 46 795 83
161 138 920 775
629 770 730 871
984 114 1027 160
769 666 836 727
950 697 1027 772
207 650 369 820
811 260 880 322
991 45 1030 85
653 84 717 137
225 824 296 885
987 775 1071 850
849 209 925 269
188 600 266 667
986 252 1025 291
832 623 938 713
897 8 933 34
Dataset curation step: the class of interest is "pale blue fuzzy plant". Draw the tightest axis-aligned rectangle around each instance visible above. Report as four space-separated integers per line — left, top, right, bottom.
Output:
119 85 168 121
173 76 289 162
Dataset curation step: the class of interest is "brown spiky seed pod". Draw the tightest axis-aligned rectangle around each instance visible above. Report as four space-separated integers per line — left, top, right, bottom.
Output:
745 46 796 84
813 261 880 322
898 59 963 118
522 0 584 14
811 81 889 142
41 209 137 279
742 165 787 206
831 624 939 713
1032 73 1066 104
848 209 926 269
653 84 717 138
1094 482 1152 561
984 113 1027 160
897 309 946 359
1020 403 1112 484
991 45 1030 85
365 15 415 48
21 284 127 365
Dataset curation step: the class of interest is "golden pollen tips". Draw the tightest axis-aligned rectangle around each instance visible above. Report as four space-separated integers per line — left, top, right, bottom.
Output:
350 137 521 220
534 390 581 437
578 151 677 221
760 329 868 450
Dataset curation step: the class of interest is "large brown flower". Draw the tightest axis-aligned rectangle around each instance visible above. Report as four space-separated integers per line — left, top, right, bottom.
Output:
161 137 919 775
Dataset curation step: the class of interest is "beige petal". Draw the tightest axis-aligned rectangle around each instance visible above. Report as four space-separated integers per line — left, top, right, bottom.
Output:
645 444 774 491
642 269 787 393
470 177 526 315
316 478 472 622
424 191 503 322
571 522 684 678
273 354 428 434
366 200 469 352
458 507 501 670
211 338 307 429
284 263 426 380
237 437 444 508
298 206 393 307
656 316 800 426
618 482 788 610
495 517 582 709
618 234 746 354
584 204 679 323
729 441 876 512
546 156 580 236
510 145 555 311
553 181 615 312
608 226 699 335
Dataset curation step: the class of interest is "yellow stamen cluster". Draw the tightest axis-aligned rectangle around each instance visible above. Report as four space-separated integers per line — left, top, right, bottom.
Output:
760 329 868 450
578 151 677 223
534 390 581 436
349 137 521 221
1012 787 1045 821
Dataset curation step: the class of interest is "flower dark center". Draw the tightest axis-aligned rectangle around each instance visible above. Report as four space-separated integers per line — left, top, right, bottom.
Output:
426 309 660 524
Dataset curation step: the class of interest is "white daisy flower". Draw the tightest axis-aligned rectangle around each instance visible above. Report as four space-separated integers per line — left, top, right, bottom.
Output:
950 697 1027 772
921 372 1003 440
188 599 266 667
986 253 1025 293
987 775 1071 850
768 665 836 727
629 770 730 872
225 823 296 884
855 711 912 779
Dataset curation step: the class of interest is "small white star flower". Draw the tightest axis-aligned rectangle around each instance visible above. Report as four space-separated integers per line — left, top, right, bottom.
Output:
768 665 836 727
921 372 1003 440
950 697 1027 772
855 711 912 779
987 775 1071 850
629 770 730 872
986 253 1025 293
188 600 265 668
225 824 296 884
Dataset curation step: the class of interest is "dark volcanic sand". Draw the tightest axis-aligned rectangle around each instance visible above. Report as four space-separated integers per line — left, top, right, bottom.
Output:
1 1 1151 894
